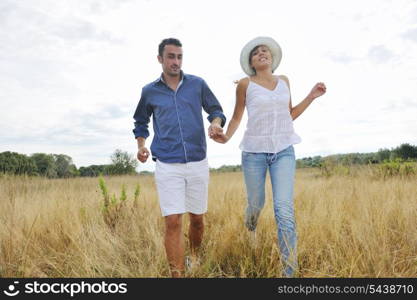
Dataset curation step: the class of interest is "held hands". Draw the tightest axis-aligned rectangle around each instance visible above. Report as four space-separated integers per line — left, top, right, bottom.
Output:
208 124 229 144
137 146 150 163
208 123 223 138
211 132 229 144
308 82 327 100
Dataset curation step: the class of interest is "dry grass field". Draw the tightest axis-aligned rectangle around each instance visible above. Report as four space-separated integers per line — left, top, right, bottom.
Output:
0 167 416 278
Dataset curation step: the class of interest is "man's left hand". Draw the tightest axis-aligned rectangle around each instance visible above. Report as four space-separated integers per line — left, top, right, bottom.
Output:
208 123 223 138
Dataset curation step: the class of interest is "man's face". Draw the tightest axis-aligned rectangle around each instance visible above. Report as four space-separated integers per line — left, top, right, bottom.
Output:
158 45 183 77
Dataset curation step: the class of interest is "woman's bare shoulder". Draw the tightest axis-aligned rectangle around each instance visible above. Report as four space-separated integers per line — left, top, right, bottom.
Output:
236 77 250 90
237 77 250 85
278 74 290 87
278 74 289 81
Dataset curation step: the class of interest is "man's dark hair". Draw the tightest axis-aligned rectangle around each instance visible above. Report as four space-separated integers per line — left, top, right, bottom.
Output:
158 38 182 57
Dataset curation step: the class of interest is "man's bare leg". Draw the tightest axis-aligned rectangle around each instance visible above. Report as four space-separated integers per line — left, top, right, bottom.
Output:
189 213 204 259
164 214 184 277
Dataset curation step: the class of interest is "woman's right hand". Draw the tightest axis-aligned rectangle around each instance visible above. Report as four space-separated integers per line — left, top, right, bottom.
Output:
211 132 229 144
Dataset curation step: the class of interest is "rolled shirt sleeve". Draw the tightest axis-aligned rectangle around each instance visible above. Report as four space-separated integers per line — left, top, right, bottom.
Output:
133 88 152 139
201 80 226 127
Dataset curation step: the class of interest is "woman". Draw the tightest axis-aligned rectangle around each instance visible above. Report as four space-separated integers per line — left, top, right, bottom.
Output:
212 36 326 277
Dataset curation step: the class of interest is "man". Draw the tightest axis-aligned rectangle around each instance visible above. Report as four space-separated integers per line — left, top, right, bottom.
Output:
133 38 226 277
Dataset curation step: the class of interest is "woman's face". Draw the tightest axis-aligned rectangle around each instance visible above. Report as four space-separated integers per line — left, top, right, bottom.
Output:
250 45 272 72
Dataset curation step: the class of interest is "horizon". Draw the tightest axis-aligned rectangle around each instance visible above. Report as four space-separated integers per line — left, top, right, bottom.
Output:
2 142 415 171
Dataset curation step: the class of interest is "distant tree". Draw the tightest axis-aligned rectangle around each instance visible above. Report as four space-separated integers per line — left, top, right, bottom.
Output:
392 143 417 160
376 148 391 162
0 151 37 175
108 149 138 175
53 154 77 178
68 164 80 177
341 153 363 165
78 166 89 177
296 156 323 168
79 165 110 177
360 153 378 164
0 151 20 174
31 153 57 178
311 156 323 167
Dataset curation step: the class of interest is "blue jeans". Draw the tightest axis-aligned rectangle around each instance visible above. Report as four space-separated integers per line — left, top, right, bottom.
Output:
241 145 297 277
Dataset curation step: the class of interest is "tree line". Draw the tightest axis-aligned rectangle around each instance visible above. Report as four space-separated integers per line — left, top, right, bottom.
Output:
296 143 417 168
0 149 138 178
2 143 416 177
211 143 417 172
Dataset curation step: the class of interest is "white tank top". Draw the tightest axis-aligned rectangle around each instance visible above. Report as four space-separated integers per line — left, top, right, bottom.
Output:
239 78 301 153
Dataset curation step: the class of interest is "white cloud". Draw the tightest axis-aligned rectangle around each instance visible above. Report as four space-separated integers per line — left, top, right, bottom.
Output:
367 45 396 63
402 26 417 42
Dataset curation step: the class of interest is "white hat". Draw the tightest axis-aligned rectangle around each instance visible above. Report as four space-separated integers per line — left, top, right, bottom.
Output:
240 36 282 76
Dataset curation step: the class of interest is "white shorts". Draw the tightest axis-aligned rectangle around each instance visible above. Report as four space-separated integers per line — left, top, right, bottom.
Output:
154 158 209 217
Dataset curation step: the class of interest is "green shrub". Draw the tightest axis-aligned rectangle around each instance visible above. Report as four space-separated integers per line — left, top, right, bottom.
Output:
374 159 416 179
98 177 130 230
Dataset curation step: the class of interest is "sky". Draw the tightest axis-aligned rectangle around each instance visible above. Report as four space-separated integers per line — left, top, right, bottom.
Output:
1 0 417 172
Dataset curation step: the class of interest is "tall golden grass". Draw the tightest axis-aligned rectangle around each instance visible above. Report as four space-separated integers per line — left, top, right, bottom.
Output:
0 167 416 277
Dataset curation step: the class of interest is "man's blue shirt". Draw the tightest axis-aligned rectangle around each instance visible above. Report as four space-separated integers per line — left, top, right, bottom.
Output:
133 73 226 163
